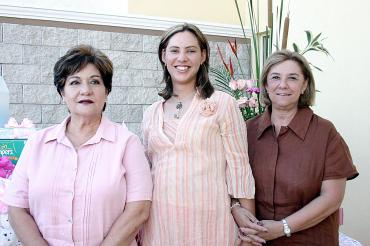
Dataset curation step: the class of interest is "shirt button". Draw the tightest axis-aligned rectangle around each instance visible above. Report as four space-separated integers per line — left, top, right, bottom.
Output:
68 219 73 223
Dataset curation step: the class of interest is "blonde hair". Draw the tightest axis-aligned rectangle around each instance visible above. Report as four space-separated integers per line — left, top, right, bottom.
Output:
260 50 316 107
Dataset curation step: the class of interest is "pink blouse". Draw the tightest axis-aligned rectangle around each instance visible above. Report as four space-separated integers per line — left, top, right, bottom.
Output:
140 91 255 245
3 116 153 246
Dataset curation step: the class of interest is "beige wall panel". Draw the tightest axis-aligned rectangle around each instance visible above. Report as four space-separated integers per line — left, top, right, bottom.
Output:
287 1 370 245
128 0 246 25
0 0 128 16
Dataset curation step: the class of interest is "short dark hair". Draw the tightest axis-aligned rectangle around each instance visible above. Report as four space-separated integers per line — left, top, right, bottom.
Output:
260 50 316 107
54 44 113 97
158 23 214 100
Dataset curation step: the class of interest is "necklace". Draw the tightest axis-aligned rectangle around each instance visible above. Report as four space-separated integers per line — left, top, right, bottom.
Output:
174 101 183 119
173 91 196 119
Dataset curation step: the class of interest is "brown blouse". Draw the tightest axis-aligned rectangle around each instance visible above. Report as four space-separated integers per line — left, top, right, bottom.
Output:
246 107 358 246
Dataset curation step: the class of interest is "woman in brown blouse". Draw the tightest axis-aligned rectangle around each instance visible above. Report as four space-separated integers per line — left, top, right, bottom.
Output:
232 50 358 245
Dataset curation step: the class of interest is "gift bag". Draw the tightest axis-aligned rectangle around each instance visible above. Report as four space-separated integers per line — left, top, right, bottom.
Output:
0 170 22 245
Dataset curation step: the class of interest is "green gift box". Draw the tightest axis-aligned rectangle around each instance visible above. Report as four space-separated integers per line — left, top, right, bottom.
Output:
0 139 27 165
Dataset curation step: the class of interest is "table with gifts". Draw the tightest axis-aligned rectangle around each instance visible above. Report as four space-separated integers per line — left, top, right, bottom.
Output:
0 118 35 246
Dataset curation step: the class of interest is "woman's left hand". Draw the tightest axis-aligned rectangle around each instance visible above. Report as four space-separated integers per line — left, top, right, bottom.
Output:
232 205 267 245
256 220 284 241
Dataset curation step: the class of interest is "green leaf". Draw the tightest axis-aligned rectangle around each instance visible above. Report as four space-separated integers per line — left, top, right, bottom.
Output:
292 43 300 52
215 83 233 93
234 0 248 40
210 66 234 94
269 17 273 55
264 26 269 62
247 0 260 79
278 0 284 34
306 47 321 52
213 80 233 94
317 45 331 56
309 62 323 71
311 32 322 43
275 6 281 49
311 41 321 47
305 30 312 44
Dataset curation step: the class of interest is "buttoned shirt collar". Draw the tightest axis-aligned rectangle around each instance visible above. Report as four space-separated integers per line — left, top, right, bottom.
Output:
257 107 313 140
44 115 116 146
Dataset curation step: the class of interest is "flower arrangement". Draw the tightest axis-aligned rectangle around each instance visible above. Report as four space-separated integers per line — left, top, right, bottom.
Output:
210 42 263 120
211 0 331 120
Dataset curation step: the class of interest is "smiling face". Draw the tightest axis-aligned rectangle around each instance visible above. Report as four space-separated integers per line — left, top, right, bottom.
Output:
161 31 206 88
266 60 308 111
62 63 108 119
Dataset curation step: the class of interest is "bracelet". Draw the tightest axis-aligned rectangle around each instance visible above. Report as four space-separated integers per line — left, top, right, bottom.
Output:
282 218 292 237
231 201 241 210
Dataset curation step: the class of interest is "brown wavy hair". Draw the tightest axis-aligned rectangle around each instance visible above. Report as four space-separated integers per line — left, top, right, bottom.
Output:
158 23 214 100
53 44 113 111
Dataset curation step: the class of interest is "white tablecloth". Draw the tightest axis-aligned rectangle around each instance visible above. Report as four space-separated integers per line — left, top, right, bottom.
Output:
0 214 21 246
339 232 363 246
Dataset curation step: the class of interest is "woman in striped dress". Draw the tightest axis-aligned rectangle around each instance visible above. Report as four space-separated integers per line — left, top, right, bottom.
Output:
140 23 264 246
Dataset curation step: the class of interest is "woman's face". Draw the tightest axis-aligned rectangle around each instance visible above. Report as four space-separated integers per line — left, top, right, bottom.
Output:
62 63 108 119
266 60 308 111
162 31 206 88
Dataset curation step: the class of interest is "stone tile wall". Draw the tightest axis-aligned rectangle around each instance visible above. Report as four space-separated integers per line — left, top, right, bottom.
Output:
0 22 250 136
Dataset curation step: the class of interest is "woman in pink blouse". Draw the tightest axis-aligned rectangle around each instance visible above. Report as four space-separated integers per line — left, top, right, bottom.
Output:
140 23 264 245
3 45 153 246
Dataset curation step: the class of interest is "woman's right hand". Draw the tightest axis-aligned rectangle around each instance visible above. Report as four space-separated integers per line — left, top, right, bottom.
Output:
232 206 267 245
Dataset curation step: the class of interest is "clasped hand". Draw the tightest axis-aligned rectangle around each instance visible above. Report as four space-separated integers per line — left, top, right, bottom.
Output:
232 206 267 246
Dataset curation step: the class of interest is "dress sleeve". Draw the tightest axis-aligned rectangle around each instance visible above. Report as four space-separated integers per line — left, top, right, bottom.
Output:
141 106 153 166
2 137 34 208
123 135 153 202
219 94 255 199
323 125 359 181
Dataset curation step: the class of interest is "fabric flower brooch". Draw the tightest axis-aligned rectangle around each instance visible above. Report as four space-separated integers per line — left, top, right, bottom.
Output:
199 98 217 117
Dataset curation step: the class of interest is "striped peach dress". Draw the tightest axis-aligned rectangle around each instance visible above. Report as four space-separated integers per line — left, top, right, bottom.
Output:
141 91 255 246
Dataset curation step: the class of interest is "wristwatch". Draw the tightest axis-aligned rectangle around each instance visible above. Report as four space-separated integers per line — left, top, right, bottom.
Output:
281 219 291 237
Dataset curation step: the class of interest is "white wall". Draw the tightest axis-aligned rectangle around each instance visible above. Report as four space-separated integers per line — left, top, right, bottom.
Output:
128 0 245 25
0 0 128 15
288 0 370 244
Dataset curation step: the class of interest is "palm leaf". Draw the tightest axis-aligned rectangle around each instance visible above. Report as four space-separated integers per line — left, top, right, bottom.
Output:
305 30 312 44
269 15 274 55
311 32 322 43
278 0 284 35
247 0 260 79
210 67 233 94
234 0 248 40
309 62 323 71
292 43 300 52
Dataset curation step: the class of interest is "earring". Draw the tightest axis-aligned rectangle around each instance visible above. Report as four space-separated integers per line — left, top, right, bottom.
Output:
301 90 305 94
